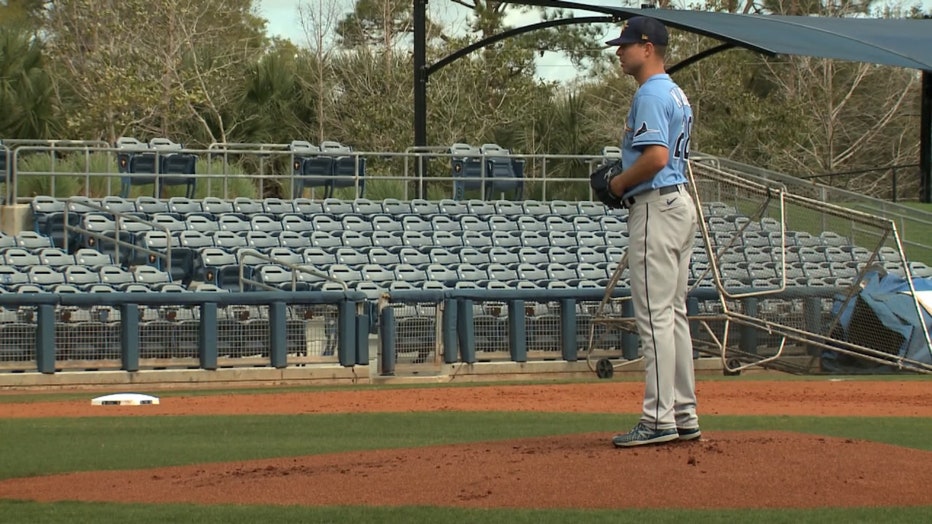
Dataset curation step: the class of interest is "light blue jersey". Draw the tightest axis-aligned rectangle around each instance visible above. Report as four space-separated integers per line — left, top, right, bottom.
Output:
620 73 692 199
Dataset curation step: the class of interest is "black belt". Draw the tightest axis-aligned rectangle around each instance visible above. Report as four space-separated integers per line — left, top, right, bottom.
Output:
623 184 685 208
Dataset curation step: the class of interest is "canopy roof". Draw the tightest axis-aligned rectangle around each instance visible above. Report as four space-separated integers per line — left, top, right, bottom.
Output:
520 3 932 70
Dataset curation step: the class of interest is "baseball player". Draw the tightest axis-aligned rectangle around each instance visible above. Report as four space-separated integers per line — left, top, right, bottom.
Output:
590 16 700 447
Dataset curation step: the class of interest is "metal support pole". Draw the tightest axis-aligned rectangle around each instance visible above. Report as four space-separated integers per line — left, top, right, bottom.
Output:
560 298 577 362
379 306 396 375
803 296 823 357
443 299 459 364
199 302 218 370
921 70 931 203
413 0 428 151
338 300 356 367
457 299 476 364
36 304 56 374
739 297 759 355
508 300 527 363
121 303 140 372
269 301 287 368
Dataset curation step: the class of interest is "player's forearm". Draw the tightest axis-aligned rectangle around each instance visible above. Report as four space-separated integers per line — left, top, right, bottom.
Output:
610 145 668 197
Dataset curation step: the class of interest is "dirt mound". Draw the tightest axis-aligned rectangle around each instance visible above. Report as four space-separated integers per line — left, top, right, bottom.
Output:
2 431 929 509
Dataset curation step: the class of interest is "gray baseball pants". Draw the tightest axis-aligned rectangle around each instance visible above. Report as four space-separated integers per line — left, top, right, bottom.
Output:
625 185 699 431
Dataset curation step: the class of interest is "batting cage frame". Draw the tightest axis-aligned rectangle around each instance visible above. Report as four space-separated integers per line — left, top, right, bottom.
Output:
587 158 932 376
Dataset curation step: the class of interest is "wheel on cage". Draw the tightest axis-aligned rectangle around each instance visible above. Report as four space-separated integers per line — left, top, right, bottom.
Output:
595 358 614 379
724 357 742 376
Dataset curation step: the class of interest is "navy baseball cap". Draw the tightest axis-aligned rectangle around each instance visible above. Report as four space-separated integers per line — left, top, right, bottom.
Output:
605 16 669 46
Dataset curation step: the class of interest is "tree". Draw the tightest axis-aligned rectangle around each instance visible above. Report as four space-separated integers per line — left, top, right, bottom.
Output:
42 0 269 145
0 26 61 139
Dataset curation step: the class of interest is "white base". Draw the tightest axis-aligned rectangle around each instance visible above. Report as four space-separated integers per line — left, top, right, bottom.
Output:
91 393 160 406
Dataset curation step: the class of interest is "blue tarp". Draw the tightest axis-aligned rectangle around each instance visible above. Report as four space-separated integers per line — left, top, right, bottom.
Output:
829 270 932 370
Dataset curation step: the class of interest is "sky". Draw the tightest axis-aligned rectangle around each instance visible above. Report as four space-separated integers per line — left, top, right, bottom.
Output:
255 0 932 82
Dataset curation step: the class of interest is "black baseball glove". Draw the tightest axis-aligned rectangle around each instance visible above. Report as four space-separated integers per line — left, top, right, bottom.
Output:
589 161 624 209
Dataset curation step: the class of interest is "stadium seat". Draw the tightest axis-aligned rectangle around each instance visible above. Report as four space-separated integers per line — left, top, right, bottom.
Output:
427 248 459 265
450 143 524 201
372 230 405 250
15 231 52 250
426 264 457 282
276 231 305 250
367 247 400 266
63 265 101 288
245 231 279 251
265 248 302 266
2 247 40 268
250 215 284 233
402 215 432 232
319 140 366 198
218 214 251 233
309 231 342 250
303 247 336 267
522 200 550 216
37 247 75 268
517 247 548 265
410 199 439 215
311 215 342 233
292 198 323 215
491 231 521 249
211 230 248 250
493 200 523 217
74 248 113 268
487 215 517 232
263 198 295 218
185 214 219 233
438 199 468 216
201 197 234 216
28 265 65 287
397 247 430 266
232 197 264 216
351 198 383 215
430 231 462 249
334 247 368 266
487 247 519 265
519 231 548 249
371 214 402 233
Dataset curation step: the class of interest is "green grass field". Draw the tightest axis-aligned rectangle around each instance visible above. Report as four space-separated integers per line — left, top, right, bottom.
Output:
0 397 930 523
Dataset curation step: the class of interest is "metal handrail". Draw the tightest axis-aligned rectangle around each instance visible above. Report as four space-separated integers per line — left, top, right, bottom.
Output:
235 248 346 292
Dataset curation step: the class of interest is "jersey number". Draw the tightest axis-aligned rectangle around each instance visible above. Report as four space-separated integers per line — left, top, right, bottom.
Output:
673 116 692 160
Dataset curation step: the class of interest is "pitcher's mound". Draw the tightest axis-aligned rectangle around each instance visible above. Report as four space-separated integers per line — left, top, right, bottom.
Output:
1 431 930 509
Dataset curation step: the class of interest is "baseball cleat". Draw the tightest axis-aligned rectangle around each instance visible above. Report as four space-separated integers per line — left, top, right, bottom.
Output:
612 422 678 448
676 426 702 441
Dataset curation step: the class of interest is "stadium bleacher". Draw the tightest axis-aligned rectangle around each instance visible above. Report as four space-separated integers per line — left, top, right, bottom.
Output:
16 195 921 298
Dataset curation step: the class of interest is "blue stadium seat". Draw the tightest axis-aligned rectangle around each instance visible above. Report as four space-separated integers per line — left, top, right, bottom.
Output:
320 141 366 198
290 141 332 198
31 196 78 249
117 138 196 198
450 143 524 201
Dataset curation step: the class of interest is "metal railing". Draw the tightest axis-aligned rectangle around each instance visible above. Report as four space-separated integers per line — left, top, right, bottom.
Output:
235 248 346 292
